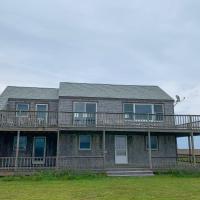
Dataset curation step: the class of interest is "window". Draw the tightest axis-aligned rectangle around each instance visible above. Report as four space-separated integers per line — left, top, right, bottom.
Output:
16 103 29 117
123 104 134 119
123 103 164 121
135 104 152 120
36 104 48 122
74 102 96 125
146 136 158 150
74 102 96 113
13 136 27 151
154 104 164 121
79 135 91 150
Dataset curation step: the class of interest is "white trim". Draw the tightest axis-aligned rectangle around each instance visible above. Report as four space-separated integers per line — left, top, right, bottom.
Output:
16 103 29 117
32 136 46 164
79 135 92 150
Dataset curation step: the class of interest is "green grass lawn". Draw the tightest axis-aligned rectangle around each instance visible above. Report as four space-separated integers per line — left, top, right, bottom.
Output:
0 174 200 200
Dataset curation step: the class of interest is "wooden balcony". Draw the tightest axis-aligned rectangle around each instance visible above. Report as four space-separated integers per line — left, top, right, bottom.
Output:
0 111 200 132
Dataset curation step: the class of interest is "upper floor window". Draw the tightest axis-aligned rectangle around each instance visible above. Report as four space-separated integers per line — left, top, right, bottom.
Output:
16 103 29 117
123 103 164 121
74 102 96 113
135 104 153 120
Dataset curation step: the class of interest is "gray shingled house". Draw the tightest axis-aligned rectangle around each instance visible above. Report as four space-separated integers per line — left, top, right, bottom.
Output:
0 82 199 175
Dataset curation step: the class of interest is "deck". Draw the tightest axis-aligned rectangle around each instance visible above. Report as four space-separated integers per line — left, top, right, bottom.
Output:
0 111 200 134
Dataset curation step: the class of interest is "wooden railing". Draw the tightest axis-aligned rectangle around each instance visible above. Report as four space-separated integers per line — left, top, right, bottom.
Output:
0 156 104 170
0 111 200 130
0 156 200 171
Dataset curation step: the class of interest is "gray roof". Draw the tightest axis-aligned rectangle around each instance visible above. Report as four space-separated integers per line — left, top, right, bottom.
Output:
59 82 174 101
0 82 174 110
0 86 58 110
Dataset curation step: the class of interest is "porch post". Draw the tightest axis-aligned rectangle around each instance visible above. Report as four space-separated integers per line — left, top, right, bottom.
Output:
102 130 106 169
191 132 196 165
188 135 192 163
148 131 152 169
56 130 60 170
15 130 20 170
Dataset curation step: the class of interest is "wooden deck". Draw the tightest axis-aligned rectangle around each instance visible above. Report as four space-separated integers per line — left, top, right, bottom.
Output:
0 111 200 133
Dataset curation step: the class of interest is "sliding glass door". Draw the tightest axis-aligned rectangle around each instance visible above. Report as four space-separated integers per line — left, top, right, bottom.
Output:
73 102 96 126
36 104 48 125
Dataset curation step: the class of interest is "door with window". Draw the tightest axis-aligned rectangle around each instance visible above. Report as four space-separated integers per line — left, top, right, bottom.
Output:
36 104 48 125
115 135 128 164
32 137 46 164
73 102 96 126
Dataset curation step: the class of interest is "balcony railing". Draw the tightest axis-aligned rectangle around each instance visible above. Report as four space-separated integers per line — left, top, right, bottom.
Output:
0 111 200 130
0 156 199 171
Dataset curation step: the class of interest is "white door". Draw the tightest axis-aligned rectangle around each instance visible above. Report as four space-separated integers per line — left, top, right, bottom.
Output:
115 135 128 164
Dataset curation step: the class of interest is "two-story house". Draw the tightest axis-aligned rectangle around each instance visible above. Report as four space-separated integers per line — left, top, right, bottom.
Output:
0 82 199 174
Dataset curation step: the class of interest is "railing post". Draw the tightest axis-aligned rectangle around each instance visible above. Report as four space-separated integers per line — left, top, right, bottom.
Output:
15 130 20 171
191 131 196 166
102 130 106 170
148 131 152 169
56 130 60 170
188 135 192 163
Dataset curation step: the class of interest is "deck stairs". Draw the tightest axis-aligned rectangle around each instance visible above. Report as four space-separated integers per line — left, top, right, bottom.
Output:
106 168 154 177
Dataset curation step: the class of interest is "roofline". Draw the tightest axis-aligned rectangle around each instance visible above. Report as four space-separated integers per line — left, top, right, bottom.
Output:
6 86 58 90
59 81 159 87
59 95 174 102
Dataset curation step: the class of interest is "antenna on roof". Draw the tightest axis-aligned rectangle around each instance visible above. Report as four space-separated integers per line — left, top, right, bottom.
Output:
174 95 185 106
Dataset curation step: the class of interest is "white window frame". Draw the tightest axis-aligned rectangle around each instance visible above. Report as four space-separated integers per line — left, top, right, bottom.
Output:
123 103 164 122
146 136 158 151
79 135 91 150
32 136 46 164
16 103 29 117
35 104 48 123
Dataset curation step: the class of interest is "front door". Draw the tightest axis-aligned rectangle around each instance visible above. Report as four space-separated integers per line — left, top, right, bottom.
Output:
115 135 128 164
32 137 46 164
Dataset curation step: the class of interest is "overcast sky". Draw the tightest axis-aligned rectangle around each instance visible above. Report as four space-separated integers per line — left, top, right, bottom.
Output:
0 1 200 147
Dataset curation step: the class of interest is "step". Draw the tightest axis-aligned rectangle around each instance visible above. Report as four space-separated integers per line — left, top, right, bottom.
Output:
106 168 151 171
106 168 154 177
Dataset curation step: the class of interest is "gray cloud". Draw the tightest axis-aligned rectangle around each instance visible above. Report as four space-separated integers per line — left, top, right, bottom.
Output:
0 0 200 147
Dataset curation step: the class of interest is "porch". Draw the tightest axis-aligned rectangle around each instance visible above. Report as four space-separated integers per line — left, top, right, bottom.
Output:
0 130 200 173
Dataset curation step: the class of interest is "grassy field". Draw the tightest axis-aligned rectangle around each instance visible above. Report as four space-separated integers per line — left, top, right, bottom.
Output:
0 172 200 200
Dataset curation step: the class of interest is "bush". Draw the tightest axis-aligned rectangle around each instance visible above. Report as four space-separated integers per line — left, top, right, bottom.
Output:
155 169 200 177
0 170 106 181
